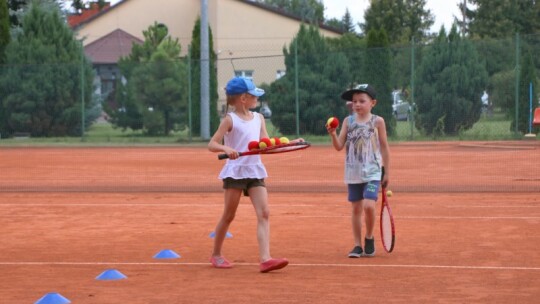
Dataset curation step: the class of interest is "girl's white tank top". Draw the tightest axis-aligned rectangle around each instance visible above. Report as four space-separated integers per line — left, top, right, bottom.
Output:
218 112 268 180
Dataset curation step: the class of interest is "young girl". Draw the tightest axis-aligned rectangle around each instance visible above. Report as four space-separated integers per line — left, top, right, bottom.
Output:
327 84 390 258
208 76 289 273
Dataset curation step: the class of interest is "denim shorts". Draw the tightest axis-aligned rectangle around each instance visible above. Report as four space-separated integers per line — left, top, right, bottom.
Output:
347 181 380 202
223 178 266 196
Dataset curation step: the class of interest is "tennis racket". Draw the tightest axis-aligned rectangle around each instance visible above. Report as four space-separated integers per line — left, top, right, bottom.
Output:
380 186 395 253
218 141 310 160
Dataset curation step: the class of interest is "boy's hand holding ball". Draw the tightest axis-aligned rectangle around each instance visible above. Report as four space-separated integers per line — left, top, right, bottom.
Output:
326 117 339 129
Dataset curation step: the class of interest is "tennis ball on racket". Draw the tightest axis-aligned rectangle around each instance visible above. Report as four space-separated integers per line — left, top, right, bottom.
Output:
272 137 281 145
259 138 272 149
248 140 260 151
326 117 339 128
386 190 393 197
279 137 289 144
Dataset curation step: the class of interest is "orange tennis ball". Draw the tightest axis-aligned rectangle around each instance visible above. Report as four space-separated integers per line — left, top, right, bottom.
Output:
259 138 272 149
279 137 289 144
326 117 339 128
248 140 260 151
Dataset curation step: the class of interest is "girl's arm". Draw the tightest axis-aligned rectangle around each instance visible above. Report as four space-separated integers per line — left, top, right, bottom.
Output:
327 116 348 151
208 115 239 159
259 113 269 139
376 116 391 187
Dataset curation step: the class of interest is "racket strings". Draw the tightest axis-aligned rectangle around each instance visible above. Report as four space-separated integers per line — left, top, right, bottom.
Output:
381 206 394 251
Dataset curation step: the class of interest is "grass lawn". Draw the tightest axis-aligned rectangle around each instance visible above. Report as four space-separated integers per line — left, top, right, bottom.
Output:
0 113 537 146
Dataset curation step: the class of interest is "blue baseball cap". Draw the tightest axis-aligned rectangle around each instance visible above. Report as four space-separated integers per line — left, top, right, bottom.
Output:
225 77 265 97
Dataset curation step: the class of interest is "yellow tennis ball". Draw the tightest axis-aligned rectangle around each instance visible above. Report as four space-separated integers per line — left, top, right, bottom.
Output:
269 138 276 146
279 137 289 144
386 190 393 197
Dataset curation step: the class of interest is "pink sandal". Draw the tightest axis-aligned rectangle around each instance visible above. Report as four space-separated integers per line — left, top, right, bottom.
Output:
260 258 289 273
210 256 233 268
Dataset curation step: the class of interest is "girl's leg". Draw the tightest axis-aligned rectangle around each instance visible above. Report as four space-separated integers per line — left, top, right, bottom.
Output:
351 200 364 246
212 188 242 258
247 186 271 262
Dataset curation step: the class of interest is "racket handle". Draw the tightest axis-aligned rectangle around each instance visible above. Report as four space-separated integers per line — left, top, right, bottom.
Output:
217 152 244 160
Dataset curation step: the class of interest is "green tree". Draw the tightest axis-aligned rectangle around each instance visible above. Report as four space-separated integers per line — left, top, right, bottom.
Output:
364 28 395 135
467 0 540 39
113 22 187 135
327 32 366 89
188 17 219 137
0 0 93 137
489 69 515 112
131 45 187 135
362 0 434 45
7 0 29 27
512 50 537 134
0 0 9 64
268 24 349 135
112 22 169 132
256 0 325 24
325 9 356 33
0 0 8 136
415 25 488 136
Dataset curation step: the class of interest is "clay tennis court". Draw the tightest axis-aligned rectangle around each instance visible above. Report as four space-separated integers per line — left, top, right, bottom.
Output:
1 141 539 303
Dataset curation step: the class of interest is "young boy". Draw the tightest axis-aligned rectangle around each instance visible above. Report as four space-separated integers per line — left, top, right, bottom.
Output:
327 84 390 257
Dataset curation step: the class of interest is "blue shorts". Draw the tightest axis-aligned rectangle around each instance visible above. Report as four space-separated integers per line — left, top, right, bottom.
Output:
348 181 380 202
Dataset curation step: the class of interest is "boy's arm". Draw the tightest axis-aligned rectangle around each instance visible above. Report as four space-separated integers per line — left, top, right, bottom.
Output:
377 116 390 187
328 117 348 151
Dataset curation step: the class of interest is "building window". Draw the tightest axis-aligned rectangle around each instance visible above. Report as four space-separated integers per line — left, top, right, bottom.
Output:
234 70 253 79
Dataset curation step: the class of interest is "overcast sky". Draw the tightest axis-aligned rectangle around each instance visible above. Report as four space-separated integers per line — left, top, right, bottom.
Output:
96 0 462 34
323 0 463 32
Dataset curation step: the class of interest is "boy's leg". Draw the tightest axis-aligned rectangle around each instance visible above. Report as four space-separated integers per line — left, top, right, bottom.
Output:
362 181 380 256
362 199 377 239
351 201 364 245
212 188 242 257
363 199 377 257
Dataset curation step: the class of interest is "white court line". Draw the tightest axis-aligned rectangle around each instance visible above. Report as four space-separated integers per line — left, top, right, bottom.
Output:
446 205 540 208
288 216 540 220
0 261 538 271
0 203 327 207
1 214 539 220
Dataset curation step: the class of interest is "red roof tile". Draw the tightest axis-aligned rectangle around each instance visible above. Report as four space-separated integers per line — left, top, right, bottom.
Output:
84 29 143 64
68 2 112 28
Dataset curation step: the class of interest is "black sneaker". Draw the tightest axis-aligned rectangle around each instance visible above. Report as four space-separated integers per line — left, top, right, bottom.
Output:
364 237 375 257
348 246 363 258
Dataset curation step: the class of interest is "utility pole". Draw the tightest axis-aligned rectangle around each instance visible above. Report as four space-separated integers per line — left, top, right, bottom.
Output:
200 0 210 139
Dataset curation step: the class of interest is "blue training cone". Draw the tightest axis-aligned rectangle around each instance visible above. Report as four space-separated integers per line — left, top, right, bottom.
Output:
96 269 127 280
35 292 71 304
153 249 181 259
209 231 233 238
